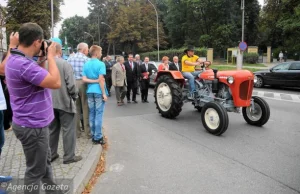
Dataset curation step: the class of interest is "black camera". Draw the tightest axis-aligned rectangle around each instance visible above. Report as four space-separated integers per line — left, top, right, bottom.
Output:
40 40 52 56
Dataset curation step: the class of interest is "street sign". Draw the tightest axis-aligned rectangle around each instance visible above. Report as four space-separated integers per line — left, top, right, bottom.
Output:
239 42 248 51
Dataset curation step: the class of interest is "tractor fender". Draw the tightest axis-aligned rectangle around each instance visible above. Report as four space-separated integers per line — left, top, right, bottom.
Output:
155 70 185 85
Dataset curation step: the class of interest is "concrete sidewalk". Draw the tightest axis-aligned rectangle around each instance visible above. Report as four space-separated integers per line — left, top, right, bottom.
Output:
0 129 102 194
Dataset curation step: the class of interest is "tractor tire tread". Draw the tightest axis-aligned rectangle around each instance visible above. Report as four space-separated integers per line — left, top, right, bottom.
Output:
154 75 183 119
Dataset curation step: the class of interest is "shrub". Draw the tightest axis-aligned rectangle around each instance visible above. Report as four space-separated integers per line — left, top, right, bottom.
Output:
243 53 259 64
140 47 207 62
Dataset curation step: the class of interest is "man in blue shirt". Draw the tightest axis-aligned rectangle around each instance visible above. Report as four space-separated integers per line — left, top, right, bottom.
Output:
68 43 90 138
82 45 108 145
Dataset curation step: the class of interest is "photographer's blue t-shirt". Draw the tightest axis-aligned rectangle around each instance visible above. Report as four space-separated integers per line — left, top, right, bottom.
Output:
82 58 108 95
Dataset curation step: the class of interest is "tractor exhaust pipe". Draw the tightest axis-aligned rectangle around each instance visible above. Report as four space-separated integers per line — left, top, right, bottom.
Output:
212 69 219 93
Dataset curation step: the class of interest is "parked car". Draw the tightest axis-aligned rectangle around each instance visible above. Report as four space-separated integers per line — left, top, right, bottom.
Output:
254 61 300 88
149 61 158 86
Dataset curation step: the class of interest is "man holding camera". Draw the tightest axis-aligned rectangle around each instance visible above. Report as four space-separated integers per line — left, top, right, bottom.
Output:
5 23 61 192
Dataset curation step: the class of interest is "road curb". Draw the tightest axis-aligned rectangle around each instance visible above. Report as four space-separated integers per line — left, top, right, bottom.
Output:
73 144 103 194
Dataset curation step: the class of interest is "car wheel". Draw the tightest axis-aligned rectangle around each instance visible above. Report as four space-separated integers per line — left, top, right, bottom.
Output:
254 76 264 88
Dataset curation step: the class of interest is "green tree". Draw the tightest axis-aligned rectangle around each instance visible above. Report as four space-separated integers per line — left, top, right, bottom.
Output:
0 5 7 52
5 0 63 39
104 0 168 55
59 15 89 49
162 0 260 55
261 0 300 54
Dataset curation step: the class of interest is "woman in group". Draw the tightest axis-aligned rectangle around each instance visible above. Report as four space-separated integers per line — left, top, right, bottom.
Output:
158 56 169 71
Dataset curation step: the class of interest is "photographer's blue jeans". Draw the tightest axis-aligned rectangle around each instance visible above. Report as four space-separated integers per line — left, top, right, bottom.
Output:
182 71 202 92
0 111 4 155
87 94 105 141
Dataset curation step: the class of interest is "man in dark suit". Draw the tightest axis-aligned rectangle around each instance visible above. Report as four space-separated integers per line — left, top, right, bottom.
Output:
124 54 139 103
169 56 181 71
139 57 156 103
134 54 143 95
104 55 114 96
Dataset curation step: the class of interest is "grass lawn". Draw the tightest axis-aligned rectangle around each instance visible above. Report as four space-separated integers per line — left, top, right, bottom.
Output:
210 65 261 72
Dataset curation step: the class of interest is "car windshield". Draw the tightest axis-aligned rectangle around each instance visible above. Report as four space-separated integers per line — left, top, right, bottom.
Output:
272 63 290 71
289 62 300 70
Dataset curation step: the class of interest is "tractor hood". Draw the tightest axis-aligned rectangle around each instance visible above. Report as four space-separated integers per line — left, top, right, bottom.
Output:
200 69 254 80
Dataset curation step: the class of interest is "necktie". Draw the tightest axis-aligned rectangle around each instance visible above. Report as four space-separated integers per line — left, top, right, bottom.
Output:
130 62 133 70
121 64 125 71
145 64 148 71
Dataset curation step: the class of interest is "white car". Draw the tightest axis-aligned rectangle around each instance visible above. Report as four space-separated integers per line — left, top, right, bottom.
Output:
149 61 159 86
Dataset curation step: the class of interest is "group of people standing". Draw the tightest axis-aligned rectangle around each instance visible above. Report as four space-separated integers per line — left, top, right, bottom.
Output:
0 22 109 193
103 54 156 106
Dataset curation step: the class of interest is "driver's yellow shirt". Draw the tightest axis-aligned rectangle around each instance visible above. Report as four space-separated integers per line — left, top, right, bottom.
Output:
181 54 199 72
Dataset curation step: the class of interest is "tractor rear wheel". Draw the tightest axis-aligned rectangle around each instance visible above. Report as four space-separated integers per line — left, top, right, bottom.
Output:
201 102 229 136
154 75 183 119
242 96 270 126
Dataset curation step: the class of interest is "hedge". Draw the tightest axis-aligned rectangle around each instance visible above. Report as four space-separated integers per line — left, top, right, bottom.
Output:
243 53 259 64
140 48 207 62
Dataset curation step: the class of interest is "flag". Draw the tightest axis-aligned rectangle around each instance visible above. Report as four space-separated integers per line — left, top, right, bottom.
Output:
64 36 68 53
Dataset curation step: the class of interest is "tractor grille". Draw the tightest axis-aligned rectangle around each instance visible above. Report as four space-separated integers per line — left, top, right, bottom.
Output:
239 80 253 100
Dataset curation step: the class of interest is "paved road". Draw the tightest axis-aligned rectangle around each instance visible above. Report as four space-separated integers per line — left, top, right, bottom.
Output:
92 87 300 194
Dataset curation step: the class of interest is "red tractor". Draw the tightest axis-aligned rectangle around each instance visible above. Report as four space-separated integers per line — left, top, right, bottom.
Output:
154 64 270 136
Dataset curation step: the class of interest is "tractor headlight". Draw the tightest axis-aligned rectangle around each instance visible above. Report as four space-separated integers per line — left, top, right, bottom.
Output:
254 75 258 83
227 76 234 84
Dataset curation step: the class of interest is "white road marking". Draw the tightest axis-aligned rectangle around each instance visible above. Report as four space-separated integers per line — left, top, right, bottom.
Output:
256 96 300 103
257 91 264 97
109 163 124 173
273 93 281 100
290 94 300 102
149 89 300 103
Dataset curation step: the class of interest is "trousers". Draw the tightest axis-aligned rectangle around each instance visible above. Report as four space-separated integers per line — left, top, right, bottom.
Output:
49 109 76 162
87 93 106 141
13 123 57 194
182 71 202 92
115 86 127 102
75 80 90 137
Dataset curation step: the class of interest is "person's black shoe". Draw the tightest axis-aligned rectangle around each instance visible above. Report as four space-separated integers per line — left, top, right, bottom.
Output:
142 100 145 103
133 100 138 103
93 137 106 145
51 154 59 162
144 100 149 103
63 156 83 164
127 100 131 103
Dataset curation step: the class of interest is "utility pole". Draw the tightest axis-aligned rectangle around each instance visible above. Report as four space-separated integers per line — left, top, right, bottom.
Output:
51 0 54 38
237 0 245 70
98 15 100 45
98 0 101 45
148 0 159 62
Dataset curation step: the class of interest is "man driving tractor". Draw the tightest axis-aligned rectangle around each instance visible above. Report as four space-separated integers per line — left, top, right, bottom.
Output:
181 45 211 99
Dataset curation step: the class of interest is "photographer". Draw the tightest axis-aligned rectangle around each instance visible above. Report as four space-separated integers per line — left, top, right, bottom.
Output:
5 23 61 192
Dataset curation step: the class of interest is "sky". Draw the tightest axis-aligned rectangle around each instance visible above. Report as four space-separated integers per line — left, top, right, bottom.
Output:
0 0 265 37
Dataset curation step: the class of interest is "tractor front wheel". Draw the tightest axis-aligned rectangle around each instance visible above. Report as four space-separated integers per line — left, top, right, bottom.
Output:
154 75 183 119
242 96 270 126
201 102 229 136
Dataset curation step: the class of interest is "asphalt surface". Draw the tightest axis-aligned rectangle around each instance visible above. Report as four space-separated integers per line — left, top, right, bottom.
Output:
92 87 300 194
